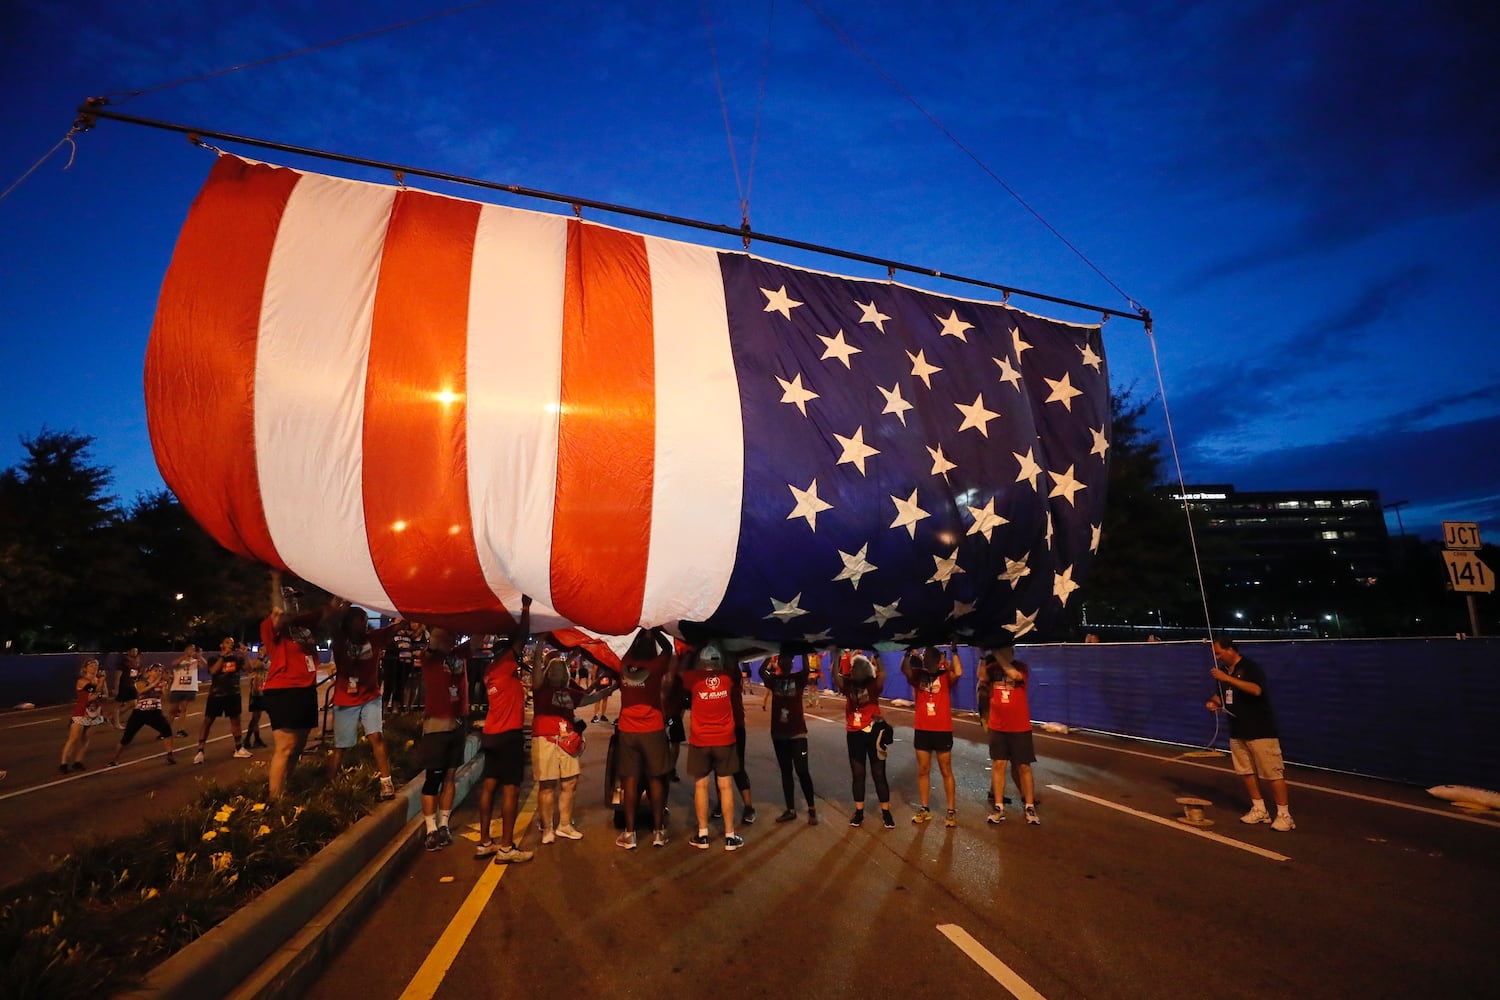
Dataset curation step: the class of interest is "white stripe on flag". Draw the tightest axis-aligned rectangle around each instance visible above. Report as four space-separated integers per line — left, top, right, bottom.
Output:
256 170 397 612
466 203 569 614
641 236 742 624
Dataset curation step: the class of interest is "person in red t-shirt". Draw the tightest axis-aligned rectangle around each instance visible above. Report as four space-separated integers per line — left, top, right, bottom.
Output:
610 628 677 849
903 645 963 827
977 649 1039 825
531 649 611 845
679 644 745 851
261 571 330 800
328 603 402 799
470 596 534 863
833 651 894 828
758 652 818 825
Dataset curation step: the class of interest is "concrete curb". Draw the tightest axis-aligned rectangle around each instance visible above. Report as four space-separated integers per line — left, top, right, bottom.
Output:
119 736 483 1000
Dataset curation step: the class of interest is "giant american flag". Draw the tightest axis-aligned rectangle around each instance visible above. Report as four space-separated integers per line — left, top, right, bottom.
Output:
145 154 1110 648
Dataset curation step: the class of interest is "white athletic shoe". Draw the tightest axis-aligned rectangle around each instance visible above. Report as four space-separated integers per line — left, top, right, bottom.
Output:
1240 805 1272 824
1271 813 1295 832
192 750 205 765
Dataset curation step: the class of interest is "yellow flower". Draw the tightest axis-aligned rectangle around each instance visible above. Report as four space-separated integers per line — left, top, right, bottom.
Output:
250 802 267 812
210 852 233 873
213 807 235 823
201 830 218 841
142 887 159 900
255 824 271 838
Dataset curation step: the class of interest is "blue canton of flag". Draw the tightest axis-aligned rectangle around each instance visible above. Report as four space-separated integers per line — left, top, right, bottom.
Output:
695 254 1111 649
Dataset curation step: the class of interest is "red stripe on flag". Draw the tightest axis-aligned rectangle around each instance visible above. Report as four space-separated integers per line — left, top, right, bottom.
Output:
551 223 655 633
145 156 300 567
364 190 498 618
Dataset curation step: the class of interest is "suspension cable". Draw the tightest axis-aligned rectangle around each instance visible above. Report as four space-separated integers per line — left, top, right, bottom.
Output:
702 2 748 232
104 1 498 104
75 100 1149 324
800 0 1144 315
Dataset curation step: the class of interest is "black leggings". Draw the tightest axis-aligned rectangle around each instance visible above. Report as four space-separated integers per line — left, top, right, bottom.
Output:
733 726 751 792
773 736 815 809
846 729 889 806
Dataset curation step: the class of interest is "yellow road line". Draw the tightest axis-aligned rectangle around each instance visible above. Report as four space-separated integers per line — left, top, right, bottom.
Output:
397 788 538 1000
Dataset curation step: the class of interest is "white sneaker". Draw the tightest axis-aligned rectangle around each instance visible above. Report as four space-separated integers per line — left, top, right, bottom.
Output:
192 749 205 765
233 747 252 759
540 827 556 845
1240 805 1272 824
554 825 583 840
1271 813 1295 832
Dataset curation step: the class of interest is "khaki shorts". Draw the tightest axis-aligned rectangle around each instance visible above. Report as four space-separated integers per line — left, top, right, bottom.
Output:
532 736 582 781
1229 737 1286 780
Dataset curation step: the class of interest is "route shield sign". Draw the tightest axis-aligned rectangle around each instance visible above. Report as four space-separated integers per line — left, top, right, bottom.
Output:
1445 551 1495 593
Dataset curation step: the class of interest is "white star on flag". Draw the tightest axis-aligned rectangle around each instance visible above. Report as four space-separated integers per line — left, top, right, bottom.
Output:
802 630 833 644
1053 565 1081 604
892 628 920 642
1047 464 1087 506
1089 425 1110 459
890 488 930 538
948 599 976 619
927 444 957 478
834 543 878 589
928 549 965 588
906 349 943 389
1090 522 1102 553
834 427 880 475
1011 326 1033 360
865 600 902 627
1044 372 1084 412
998 554 1031 584
936 309 973 342
878 383 914 426
1003 607 1038 638
965 497 1009 541
776 373 819 416
955 393 1000 437
761 285 803 319
786 479 834 530
857 300 891 332
1013 448 1043 490
818 329 862 369
766 594 810 622
993 355 1023 390
1078 342 1103 371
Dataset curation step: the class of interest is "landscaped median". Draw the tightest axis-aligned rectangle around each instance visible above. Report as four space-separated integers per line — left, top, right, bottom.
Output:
0 718 483 1000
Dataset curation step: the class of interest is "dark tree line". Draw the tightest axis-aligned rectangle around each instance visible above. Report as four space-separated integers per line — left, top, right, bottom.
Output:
0 430 268 652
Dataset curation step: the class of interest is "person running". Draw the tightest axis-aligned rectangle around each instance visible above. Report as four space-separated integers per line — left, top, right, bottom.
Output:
470 596 533 863
107 664 176 766
680 643 745 852
327 604 401 800
59 656 107 772
167 645 205 737
903 645 962 827
978 649 1040 826
195 637 252 764
111 648 141 729
611 628 678 849
244 647 269 749
833 651 894 829
261 572 328 800
759 652 818 824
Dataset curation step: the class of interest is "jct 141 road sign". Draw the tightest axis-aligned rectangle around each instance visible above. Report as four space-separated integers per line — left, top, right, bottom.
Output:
1445 551 1495 593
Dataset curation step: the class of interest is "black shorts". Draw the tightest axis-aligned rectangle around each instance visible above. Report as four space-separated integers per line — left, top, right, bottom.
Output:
615 729 671 781
989 729 1037 764
479 729 525 785
913 729 954 753
205 694 243 720
121 708 172 745
263 686 318 732
686 743 740 780
421 728 469 773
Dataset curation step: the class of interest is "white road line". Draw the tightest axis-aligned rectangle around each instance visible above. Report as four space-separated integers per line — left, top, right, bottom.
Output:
0 732 241 802
937 923 1049 1000
1046 783 1291 862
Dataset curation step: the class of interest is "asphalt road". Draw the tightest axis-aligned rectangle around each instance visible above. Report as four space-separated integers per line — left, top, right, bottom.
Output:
298 692 1500 1000
0 676 334 890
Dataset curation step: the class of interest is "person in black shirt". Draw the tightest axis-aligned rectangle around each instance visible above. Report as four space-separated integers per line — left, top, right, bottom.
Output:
1208 637 1294 831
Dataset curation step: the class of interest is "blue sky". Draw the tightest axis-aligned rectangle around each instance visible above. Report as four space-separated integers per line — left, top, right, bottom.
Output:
3 0 1497 541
